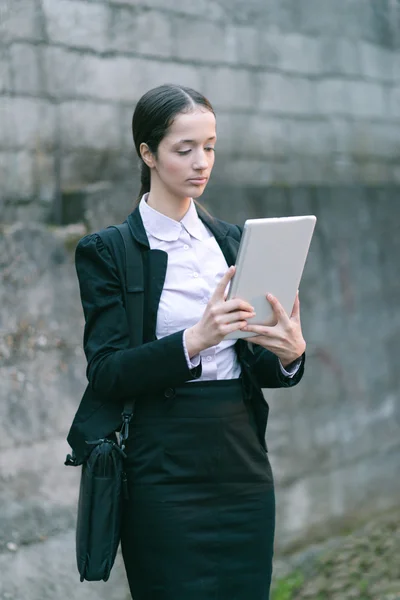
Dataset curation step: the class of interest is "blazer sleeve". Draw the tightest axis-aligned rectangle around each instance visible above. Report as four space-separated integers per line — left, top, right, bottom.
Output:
246 343 305 388
75 233 202 399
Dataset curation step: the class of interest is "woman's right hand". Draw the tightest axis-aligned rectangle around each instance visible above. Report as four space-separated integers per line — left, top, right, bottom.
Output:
185 266 256 357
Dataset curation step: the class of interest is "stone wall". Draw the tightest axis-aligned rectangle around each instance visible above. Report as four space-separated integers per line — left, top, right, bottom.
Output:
0 0 400 223
1 185 399 598
1 1 400 598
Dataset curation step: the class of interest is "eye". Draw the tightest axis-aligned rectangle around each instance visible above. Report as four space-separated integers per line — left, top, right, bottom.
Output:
205 147 215 152
177 150 191 155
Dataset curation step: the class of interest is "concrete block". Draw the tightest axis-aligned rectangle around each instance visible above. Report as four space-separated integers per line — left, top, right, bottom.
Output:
330 118 352 155
108 0 224 20
258 73 316 116
44 47 99 99
33 150 57 204
225 25 262 67
0 438 78 545
211 112 238 154
60 101 121 150
141 60 202 95
287 119 336 157
389 86 400 120
394 54 400 89
9 43 41 95
0 530 130 600
359 160 391 183
42 0 108 52
219 157 275 185
109 6 173 58
83 181 139 232
0 46 11 93
0 198 53 224
343 121 375 159
331 155 360 184
0 97 56 151
347 81 386 118
0 150 35 201
267 0 301 33
173 17 228 63
393 165 400 183
261 32 322 76
333 119 398 162
358 41 395 83
0 0 43 43
275 444 400 551
202 67 255 110
365 0 394 47
316 79 350 116
367 122 400 158
45 47 201 103
119 105 135 150
45 47 139 101
320 37 361 77
60 148 131 189
297 0 342 36
238 114 289 159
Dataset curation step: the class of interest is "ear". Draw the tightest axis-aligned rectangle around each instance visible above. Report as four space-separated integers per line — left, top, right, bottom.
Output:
140 143 156 169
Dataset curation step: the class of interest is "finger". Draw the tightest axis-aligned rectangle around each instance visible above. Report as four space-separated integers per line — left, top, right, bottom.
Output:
241 324 275 336
211 266 236 302
224 297 255 314
217 309 256 326
221 319 249 336
290 292 301 319
267 293 290 325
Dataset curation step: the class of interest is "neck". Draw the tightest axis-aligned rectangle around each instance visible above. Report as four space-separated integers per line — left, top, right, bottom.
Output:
146 181 192 222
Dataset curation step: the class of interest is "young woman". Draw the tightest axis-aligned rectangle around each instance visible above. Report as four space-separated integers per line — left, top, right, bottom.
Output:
73 84 306 599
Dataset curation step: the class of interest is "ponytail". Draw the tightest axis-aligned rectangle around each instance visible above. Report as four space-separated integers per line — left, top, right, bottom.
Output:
135 161 151 205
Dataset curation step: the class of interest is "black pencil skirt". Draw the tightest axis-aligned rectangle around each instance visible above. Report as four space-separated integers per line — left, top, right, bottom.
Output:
121 378 275 600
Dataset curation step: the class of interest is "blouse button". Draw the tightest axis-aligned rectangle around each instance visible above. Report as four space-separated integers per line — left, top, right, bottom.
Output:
206 356 212 362
184 244 189 250
193 272 199 278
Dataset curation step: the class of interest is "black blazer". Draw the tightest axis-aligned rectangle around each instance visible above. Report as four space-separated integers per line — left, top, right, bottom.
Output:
67 203 305 463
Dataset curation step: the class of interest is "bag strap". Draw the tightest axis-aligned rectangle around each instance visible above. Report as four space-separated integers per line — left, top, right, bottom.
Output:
106 222 144 448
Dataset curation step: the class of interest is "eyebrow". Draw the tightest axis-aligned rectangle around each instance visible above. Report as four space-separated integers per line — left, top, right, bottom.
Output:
177 136 217 144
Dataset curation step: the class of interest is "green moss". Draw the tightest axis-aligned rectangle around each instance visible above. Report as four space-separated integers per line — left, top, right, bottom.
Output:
271 570 304 600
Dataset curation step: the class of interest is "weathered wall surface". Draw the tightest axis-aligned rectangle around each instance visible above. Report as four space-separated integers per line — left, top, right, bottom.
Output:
1 0 400 598
1 187 399 598
0 0 400 223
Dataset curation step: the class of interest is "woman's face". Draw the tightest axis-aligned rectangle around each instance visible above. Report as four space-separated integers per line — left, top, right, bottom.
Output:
151 107 217 199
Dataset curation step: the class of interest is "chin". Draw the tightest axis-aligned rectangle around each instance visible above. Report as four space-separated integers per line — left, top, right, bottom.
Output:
190 188 206 199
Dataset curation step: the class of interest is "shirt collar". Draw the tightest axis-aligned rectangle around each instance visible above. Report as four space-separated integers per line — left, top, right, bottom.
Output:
139 193 205 242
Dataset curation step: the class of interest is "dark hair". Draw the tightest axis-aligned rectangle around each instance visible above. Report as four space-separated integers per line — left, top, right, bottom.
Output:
132 84 215 204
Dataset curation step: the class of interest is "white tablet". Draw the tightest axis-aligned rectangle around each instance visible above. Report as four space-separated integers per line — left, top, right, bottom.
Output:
224 215 317 340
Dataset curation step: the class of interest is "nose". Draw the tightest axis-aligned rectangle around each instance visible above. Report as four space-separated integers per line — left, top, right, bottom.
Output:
192 149 209 171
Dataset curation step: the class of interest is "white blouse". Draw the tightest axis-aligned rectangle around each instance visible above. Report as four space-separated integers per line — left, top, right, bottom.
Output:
139 194 299 382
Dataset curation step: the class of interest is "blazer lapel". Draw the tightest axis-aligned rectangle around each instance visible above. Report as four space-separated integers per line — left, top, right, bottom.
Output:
126 206 168 342
196 208 241 266
143 250 168 341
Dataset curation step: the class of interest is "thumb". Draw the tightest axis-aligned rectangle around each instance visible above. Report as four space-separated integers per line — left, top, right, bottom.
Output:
211 266 235 302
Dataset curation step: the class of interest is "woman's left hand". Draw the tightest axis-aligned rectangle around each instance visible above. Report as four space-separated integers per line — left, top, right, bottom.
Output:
241 292 306 368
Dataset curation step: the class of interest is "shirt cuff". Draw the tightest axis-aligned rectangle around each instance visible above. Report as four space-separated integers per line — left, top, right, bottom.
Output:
183 330 201 370
278 357 302 378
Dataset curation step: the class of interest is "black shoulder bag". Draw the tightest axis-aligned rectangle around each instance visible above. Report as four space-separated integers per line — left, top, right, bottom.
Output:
65 222 144 582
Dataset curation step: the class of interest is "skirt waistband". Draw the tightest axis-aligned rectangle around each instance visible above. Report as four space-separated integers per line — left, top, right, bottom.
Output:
134 378 246 421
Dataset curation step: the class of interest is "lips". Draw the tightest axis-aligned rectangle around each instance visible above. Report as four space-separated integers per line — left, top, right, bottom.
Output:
188 177 208 184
